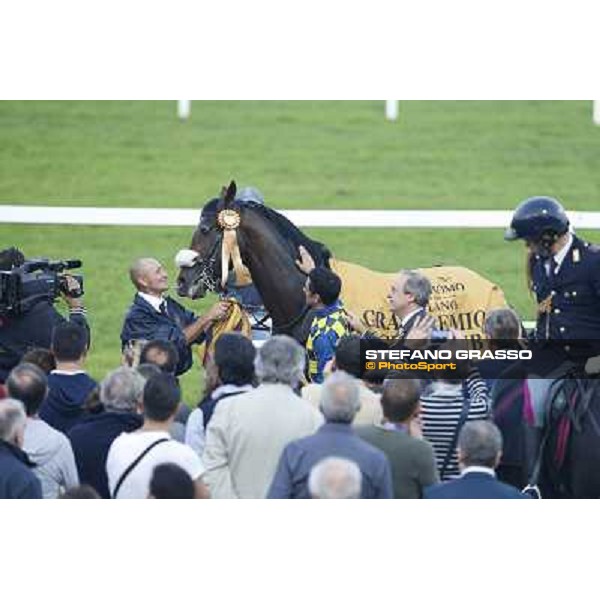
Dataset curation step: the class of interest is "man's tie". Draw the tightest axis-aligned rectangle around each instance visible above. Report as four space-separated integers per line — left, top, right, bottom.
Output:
159 301 168 317
547 257 559 283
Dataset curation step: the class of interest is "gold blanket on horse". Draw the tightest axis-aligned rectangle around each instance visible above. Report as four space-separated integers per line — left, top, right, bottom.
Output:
330 259 507 341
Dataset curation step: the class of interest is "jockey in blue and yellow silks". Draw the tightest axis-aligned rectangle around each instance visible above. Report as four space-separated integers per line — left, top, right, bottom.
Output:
306 298 349 383
303 266 349 383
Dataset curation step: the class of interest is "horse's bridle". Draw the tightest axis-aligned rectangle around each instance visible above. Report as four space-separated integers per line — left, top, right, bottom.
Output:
188 231 223 294
181 205 311 340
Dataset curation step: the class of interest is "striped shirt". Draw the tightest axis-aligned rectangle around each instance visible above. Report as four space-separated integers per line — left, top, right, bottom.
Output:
420 371 491 480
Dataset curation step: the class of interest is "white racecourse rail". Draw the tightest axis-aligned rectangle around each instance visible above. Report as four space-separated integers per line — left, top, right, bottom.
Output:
3 205 600 229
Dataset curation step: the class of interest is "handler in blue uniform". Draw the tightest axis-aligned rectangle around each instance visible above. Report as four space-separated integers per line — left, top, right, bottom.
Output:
504 196 600 362
121 257 229 376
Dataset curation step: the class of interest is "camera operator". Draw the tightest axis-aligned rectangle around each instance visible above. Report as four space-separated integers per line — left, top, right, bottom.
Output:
0 247 89 383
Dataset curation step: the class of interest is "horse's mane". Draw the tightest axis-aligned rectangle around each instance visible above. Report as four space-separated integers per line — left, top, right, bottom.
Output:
249 204 331 268
200 198 331 268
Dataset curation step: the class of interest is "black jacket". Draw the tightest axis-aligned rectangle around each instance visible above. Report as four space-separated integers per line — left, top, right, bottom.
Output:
425 471 529 499
530 235 600 351
0 440 42 499
120 295 201 376
0 301 88 383
68 411 143 499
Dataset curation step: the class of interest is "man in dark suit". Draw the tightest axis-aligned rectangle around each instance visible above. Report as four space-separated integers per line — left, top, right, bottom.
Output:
345 268 435 341
121 257 229 376
68 367 145 498
424 420 529 499
385 269 434 339
0 399 42 499
504 196 600 360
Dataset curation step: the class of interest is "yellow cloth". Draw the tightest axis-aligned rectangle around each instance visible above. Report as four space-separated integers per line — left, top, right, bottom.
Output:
197 299 252 365
330 259 507 341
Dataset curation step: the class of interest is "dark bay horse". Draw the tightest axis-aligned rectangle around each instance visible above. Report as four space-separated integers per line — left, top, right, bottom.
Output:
537 370 600 498
176 181 331 343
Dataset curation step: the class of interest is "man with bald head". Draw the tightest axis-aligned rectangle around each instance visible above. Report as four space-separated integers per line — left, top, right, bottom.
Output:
121 257 229 376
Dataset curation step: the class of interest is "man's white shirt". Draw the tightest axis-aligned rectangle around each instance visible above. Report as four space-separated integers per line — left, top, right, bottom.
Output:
401 307 424 329
137 292 165 313
106 430 205 499
545 232 573 276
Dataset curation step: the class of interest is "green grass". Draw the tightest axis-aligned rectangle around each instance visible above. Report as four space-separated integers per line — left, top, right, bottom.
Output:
1 100 600 403
2 101 600 209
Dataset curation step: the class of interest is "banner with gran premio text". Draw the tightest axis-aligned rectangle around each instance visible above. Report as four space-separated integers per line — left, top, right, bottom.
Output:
330 259 508 342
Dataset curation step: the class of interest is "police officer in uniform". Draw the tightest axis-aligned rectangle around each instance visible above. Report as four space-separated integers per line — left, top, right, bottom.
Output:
504 196 600 363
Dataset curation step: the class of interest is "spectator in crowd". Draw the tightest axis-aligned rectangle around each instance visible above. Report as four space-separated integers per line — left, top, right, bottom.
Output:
106 372 209 499
0 398 42 499
121 257 229 376
0 247 89 384
203 335 323 498
7 347 56 404
136 363 162 380
356 378 439 498
302 334 383 426
308 457 362 499
136 362 186 442
420 350 491 480
268 371 393 499
7 363 79 498
148 463 195 499
38 322 97 433
21 348 56 375
185 333 256 457
477 307 524 391
139 339 190 426
59 484 101 499
424 420 529 499
68 367 145 498
303 266 349 383
139 339 179 374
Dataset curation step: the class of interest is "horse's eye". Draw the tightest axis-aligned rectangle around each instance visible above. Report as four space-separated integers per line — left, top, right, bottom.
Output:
200 224 211 234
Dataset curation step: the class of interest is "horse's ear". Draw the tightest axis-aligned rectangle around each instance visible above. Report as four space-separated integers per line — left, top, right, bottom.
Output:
224 180 237 207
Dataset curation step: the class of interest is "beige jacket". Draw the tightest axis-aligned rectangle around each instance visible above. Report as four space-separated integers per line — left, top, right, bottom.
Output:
301 381 383 426
202 383 323 498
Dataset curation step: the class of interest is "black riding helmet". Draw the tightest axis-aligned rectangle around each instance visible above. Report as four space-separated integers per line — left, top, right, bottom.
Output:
504 196 569 242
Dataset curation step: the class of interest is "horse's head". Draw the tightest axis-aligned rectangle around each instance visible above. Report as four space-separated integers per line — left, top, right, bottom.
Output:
176 181 237 299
